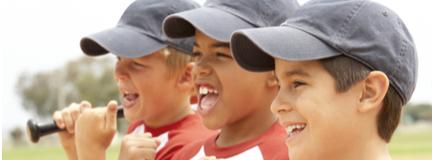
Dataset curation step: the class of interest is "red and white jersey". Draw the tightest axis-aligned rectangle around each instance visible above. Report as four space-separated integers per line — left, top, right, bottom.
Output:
172 121 290 160
126 113 219 160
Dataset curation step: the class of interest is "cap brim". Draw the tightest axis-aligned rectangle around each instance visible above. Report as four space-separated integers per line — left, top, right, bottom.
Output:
163 7 255 42
231 26 342 72
81 27 167 58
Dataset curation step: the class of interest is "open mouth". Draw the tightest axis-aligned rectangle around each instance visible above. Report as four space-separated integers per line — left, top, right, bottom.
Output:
198 85 219 113
122 90 139 107
285 124 306 137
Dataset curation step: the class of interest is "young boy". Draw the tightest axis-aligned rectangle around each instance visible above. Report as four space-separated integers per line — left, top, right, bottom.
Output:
52 0 218 159
230 0 418 159
162 0 300 159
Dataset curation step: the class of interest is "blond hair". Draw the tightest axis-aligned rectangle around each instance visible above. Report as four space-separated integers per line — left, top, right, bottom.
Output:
159 46 195 94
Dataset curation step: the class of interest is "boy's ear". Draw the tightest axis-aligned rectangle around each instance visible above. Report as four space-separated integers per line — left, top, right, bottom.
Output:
266 72 279 88
358 71 389 113
177 62 195 92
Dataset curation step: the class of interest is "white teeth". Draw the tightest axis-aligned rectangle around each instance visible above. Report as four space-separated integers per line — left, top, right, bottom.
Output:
285 124 306 136
123 97 133 104
201 105 211 110
285 126 293 133
199 86 218 95
124 90 136 95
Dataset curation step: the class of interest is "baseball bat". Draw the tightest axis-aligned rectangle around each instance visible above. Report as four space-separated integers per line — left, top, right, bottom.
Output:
27 107 124 143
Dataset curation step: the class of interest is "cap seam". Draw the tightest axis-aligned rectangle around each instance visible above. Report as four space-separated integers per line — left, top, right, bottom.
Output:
169 0 178 15
387 16 408 104
333 0 366 50
388 17 405 77
208 6 259 27
261 0 272 26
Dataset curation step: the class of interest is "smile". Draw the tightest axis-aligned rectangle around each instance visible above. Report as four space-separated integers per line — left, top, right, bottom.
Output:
199 86 219 110
285 123 306 137
122 90 139 108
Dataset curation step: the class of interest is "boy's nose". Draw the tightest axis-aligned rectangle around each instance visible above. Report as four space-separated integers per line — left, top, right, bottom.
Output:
271 91 293 114
113 63 129 80
193 60 212 77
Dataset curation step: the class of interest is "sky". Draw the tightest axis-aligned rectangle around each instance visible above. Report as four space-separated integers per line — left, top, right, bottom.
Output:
2 0 432 141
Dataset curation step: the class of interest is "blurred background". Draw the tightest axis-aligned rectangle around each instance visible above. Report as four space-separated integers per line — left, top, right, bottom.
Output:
2 0 431 159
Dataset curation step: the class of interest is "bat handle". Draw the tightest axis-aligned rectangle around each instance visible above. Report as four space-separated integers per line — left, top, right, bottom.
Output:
27 107 124 143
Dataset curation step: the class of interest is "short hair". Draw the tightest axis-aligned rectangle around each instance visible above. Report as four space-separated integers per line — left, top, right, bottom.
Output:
320 56 402 143
159 46 194 77
159 46 195 94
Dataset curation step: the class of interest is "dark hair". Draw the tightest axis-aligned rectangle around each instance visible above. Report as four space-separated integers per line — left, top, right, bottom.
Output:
320 56 402 143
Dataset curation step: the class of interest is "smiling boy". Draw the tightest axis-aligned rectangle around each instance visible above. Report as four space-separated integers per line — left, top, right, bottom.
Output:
52 0 218 160
162 0 300 159
230 0 417 159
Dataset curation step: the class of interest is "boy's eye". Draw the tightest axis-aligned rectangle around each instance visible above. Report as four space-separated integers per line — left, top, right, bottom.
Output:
216 52 232 58
192 52 202 57
133 61 145 67
294 81 306 87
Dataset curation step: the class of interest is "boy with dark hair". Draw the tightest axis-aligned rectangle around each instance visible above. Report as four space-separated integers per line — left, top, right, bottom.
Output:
52 0 218 160
162 0 300 159
230 0 417 159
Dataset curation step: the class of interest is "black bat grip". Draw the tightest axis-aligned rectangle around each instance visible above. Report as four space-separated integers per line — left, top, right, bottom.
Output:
27 107 124 143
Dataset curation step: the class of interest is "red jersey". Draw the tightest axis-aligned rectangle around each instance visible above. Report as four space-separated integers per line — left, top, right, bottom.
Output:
172 121 289 160
126 113 218 160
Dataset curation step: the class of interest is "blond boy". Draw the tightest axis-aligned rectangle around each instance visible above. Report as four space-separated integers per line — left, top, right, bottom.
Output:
53 0 217 160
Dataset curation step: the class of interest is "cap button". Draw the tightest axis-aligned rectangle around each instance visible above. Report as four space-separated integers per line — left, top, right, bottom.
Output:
382 11 388 17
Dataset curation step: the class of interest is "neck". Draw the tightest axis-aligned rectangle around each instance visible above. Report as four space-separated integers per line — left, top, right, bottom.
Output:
145 95 194 128
323 131 392 160
216 106 277 147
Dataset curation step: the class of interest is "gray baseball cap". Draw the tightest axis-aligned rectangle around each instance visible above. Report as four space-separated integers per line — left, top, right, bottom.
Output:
162 0 300 43
230 0 418 105
80 0 200 58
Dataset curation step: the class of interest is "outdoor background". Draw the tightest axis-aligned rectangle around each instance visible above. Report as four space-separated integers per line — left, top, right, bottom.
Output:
2 0 432 159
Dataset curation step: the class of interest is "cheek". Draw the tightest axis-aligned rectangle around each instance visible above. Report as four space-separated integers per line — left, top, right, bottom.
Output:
295 90 337 134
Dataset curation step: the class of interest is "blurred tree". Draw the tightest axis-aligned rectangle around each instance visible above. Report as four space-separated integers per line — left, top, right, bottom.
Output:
16 56 129 133
402 103 432 123
10 127 24 146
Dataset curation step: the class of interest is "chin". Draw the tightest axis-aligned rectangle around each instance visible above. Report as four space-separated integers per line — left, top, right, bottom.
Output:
202 118 224 130
288 146 303 160
124 111 139 122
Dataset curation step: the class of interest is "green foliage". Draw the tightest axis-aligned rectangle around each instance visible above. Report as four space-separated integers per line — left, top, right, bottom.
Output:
10 127 24 146
15 56 131 135
402 103 432 123
15 56 120 118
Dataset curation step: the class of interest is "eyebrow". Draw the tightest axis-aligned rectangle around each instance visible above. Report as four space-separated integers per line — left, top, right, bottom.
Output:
193 42 199 47
212 42 230 48
193 42 230 48
285 69 310 77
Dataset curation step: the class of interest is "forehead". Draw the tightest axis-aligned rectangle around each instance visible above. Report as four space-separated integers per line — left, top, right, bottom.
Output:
274 59 325 78
194 29 213 44
194 29 230 47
